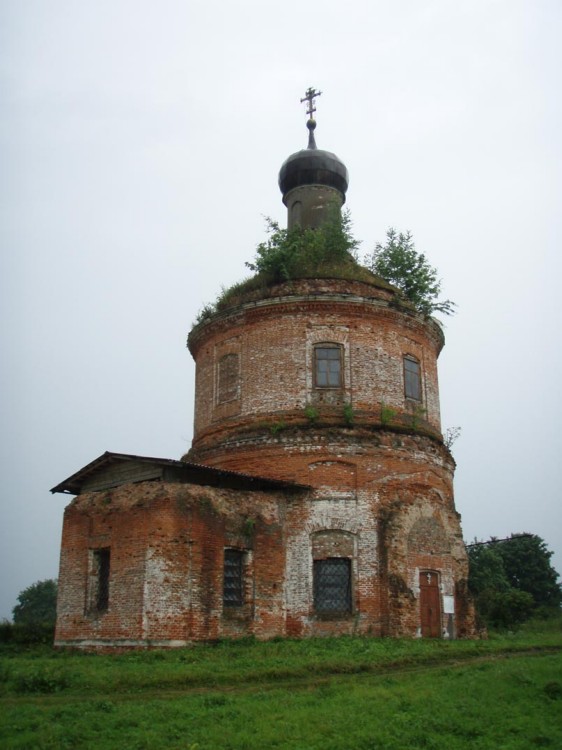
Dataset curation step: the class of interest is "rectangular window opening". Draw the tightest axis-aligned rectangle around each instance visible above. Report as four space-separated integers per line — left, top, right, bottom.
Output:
313 558 352 615
314 345 342 388
404 356 422 401
223 549 245 607
90 548 110 614
217 353 239 404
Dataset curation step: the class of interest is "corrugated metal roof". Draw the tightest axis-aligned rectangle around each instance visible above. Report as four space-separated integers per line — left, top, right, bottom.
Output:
50 451 310 496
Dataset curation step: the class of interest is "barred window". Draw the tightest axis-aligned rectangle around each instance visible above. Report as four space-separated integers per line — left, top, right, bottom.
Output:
403 355 422 401
313 558 352 614
314 345 342 388
223 549 244 607
90 548 110 613
217 353 239 404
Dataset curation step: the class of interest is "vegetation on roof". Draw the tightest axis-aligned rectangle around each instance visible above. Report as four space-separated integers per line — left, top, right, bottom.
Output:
366 228 456 318
193 209 455 328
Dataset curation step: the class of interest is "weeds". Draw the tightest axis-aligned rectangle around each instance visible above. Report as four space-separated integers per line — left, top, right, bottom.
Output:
343 403 355 426
380 402 396 426
269 420 286 435
544 680 562 699
409 403 427 430
14 668 70 694
304 405 319 424
444 425 462 450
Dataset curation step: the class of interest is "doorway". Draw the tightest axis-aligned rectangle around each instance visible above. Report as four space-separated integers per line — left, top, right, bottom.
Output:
419 571 441 637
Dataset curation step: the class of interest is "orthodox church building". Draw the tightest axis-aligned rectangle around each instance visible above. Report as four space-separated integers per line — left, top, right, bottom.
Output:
53 91 475 648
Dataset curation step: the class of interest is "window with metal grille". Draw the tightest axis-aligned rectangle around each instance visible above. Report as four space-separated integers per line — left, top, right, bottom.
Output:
223 549 244 607
91 548 110 613
314 345 342 388
403 355 422 401
217 353 239 404
313 558 352 614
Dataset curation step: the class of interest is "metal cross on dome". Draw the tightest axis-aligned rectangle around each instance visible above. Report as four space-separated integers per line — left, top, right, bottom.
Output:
300 87 322 120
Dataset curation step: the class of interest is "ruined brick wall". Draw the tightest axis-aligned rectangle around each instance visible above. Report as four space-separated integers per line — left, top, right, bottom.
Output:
188 429 474 638
56 447 475 647
56 483 290 648
56 487 150 647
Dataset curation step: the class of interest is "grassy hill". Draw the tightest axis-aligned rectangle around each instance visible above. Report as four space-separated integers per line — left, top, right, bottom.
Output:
1 618 561 749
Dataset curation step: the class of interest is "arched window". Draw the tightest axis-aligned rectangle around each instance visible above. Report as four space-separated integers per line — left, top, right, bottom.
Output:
314 344 343 388
403 355 422 401
311 530 354 615
291 200 302 227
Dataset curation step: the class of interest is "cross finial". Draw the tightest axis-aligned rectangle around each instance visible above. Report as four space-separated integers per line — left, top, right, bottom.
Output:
300 87 322 149
300 87 322 120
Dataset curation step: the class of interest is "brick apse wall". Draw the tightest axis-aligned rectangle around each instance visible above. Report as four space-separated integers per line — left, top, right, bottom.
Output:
184 276 475 641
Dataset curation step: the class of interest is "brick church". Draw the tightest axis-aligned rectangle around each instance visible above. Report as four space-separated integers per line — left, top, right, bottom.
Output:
52 91 475 648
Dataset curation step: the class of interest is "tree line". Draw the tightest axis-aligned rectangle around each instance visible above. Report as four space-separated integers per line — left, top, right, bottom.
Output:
467 533 561 629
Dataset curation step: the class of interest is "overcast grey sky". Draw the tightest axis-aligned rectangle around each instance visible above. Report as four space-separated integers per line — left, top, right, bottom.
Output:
1 0 561 620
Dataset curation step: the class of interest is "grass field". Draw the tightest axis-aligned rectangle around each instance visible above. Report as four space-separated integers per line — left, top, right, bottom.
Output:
1 620 561 749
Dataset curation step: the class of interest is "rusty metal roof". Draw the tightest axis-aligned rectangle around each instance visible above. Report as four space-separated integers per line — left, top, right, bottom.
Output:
50 451 310 496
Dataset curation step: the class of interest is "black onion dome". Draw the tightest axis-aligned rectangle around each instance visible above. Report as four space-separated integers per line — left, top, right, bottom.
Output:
278 120 349 200
278 148 349 199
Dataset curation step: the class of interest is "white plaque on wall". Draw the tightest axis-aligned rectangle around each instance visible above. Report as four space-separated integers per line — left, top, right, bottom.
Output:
443 596 455 614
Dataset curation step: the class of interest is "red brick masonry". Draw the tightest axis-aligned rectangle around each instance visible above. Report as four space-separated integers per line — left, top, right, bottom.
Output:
55 277 475 648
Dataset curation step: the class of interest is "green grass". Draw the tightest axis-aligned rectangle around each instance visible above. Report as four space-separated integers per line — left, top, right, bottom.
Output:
1 620 561 749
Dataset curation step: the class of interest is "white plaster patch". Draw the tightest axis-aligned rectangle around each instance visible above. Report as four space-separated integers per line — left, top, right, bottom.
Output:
143 547 190 633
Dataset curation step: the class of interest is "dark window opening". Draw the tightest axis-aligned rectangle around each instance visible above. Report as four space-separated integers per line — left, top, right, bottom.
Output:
291 200 302 227
223 549 244 607
313 558 352 614
404 355 422 401
218 353 239 404
91 548 110 613
314 345 342 388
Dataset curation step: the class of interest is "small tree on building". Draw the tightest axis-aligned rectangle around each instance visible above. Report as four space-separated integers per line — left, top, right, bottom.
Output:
366 228 456 318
